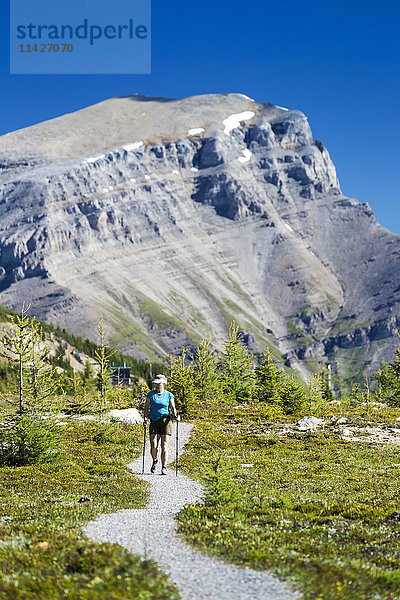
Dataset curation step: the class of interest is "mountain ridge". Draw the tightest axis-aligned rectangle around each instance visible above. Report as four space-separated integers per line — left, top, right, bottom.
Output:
0 92 399 385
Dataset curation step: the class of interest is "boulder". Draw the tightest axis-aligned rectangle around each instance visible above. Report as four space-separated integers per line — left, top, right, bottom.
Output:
339 428 352 437
105 408 143 424
297 416 324 430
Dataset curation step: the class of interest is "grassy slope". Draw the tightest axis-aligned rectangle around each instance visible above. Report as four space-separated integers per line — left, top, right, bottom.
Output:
0 303 166 383
0 421 179 600
177 401 400 600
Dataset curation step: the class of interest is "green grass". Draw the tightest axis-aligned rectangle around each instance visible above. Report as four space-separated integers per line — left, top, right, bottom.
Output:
212 296 281 354
136 294 179 329
168 291 212 334
329 318 371 338
113 292 204 351
97 299 167 362
136 292 202 344
326 294 340 311
177 401 400 600
0 421 179 599
287 318 305 335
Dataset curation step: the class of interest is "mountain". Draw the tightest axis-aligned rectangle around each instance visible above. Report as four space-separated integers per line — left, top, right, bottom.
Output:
0 93 399 385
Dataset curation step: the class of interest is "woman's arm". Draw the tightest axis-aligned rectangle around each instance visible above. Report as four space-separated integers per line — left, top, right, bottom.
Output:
143 396 151 422
169 396 180 420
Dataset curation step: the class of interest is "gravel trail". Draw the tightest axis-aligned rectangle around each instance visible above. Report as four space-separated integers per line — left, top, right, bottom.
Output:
84 423 301 600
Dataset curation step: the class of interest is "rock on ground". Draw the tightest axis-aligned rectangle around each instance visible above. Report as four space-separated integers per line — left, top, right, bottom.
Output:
297 416 324 430
105 408 143 424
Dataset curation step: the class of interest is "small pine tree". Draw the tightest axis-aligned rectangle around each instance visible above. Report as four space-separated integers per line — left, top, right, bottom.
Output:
309 366 334 409
319 365 335 402
1 310 59 415
278 375 308 414
168 348 196 416
0 309 62 466
254 349 285 404
348 382 365 406
136 380 149 411
94 316 115 412
219 321 254 403
30 330 60 415
373 348 400 407
192 338 220 402
82 359 95 384
1 311 39 415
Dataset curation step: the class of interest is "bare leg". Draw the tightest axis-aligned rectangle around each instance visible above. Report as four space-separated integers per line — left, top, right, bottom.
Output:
161 435 169 467
150 434 158 461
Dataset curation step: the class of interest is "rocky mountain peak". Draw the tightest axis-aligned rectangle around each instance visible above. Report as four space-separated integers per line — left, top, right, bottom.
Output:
0 92 399 386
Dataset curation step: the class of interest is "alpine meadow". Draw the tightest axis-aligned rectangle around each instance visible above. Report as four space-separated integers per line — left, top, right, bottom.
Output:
0 93 399 600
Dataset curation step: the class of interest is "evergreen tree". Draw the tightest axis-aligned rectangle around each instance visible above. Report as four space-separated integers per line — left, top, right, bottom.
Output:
29 326 60 414
308 366 334 409
82 359 95 383
136 380 149 412
1 310 59 415
94 316 115 411
348 382 363 405
374 349 400 407
319 365 335 402
168 348 196 416
219 321 254 403
0 309 62 466
192 338 220 402
278 375 308 414
254 349 285 404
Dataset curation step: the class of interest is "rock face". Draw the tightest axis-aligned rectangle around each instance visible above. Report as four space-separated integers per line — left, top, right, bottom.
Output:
0 92 399 384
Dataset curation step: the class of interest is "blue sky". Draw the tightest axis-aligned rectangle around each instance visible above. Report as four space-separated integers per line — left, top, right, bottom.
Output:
1 0 399 232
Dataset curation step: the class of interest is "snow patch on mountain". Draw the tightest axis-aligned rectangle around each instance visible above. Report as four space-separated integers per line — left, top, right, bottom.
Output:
223 111 255 136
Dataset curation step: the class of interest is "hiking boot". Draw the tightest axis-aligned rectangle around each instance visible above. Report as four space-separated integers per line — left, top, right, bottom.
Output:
150 459 158 474
161 466 167 475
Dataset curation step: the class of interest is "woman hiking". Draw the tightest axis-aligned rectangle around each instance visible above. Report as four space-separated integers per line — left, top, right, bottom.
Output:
143 374 180 475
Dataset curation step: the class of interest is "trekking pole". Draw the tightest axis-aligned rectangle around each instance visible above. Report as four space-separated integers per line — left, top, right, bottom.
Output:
175 418 179 477
142 420 147 475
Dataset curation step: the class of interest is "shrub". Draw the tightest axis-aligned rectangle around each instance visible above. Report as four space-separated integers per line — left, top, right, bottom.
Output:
79 420 126 444
219 322 255 403
0 415 62 467
192 338 220 402
169 348 196 416
373 349 400 407
278 375 309 414
254 349 285 404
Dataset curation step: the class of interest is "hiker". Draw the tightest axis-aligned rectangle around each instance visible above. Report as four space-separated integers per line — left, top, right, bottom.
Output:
143 374 179 475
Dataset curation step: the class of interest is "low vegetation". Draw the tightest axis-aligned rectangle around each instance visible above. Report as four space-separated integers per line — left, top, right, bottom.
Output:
1 306 400 599
177 400 400 600
169 324 400 599
0 307 178 599
0 420 179 599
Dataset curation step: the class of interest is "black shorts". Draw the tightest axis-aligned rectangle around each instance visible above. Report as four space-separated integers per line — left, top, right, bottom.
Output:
149 416 173 436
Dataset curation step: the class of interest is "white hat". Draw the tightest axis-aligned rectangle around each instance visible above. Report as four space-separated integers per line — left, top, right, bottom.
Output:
153 374 167 384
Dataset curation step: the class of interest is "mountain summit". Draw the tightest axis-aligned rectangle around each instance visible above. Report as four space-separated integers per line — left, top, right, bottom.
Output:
0 93 399 384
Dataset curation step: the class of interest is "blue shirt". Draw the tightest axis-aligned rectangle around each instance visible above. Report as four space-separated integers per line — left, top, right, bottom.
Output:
147 390 174 421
